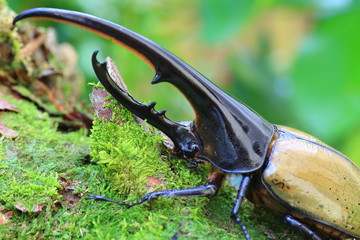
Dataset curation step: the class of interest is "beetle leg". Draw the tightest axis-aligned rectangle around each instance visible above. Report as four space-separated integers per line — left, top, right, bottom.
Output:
185 158 199 168
230 175 251 240
87 183 219 206
284 215 322 240
88 170 225 206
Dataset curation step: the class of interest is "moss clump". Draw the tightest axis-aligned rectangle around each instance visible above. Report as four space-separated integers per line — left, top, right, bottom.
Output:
89 95 241 239
90 101 169 197
0 94 90 212
0 92 109 240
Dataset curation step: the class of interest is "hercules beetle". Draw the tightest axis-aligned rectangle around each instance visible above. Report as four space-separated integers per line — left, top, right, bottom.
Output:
14 8 360 240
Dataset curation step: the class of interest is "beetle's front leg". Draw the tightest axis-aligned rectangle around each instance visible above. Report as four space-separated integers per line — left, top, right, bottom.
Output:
87 184 217 206
87 170 225 207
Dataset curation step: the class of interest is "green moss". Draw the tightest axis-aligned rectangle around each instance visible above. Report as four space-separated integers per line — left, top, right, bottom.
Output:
90 112 165 196
0 91 108 239
0 94 89 212
0 138 4 161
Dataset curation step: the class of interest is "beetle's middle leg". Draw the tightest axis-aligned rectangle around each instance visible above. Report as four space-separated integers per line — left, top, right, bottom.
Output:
87 170 225 207
230 175 251 240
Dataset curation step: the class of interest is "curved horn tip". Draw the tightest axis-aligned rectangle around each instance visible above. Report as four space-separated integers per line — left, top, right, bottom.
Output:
91 50 104 66
13 14 23 25
92 50 100 59
12 8 46 25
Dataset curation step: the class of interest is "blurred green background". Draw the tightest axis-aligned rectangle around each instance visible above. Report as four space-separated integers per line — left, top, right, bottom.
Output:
9 0 360 166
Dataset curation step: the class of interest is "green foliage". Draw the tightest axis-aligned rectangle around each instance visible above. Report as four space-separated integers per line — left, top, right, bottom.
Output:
200 0 273 43
289 7 360 164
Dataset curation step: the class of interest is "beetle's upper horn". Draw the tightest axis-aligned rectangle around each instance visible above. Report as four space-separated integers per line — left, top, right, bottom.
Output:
14 8 274 173
13 8 226 117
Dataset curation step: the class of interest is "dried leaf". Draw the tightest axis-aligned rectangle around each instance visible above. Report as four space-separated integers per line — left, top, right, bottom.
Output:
20 32 46 57
0 121 19 139
89 86 113 120
14 203 27 213
59 189 80 210
0 214 5 224
5 211 13 217
32 205 43 213
56 109 93 132
263 229 277 240
146 176 165 190
0 214 6 224
0 97 18 112
11 85 56 114
89 57 141 124
0 210 13 224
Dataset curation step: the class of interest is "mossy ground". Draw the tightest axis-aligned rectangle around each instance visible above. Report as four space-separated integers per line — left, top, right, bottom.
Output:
0 90 303 239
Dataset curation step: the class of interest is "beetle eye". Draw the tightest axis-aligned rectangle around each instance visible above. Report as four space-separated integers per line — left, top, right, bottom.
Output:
191 144 199 152
182 143 199 159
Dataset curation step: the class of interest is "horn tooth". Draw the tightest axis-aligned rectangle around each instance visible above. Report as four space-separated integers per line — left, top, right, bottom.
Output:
151 72 163 84
147 101 156 108
158 109 166 116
